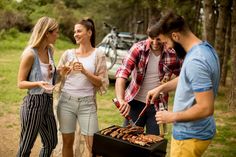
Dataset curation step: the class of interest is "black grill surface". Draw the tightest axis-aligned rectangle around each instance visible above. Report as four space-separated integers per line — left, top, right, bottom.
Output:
92 126 167 157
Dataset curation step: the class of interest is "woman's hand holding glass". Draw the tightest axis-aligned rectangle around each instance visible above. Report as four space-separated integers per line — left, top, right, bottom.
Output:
73 62 86 74
59 61 74 76
60 65 72 76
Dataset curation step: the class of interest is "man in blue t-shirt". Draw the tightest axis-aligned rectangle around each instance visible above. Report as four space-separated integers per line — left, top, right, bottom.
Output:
146 11 220 157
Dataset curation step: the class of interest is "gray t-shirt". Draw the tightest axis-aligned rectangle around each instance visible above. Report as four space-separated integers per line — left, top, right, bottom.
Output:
134 52 161 103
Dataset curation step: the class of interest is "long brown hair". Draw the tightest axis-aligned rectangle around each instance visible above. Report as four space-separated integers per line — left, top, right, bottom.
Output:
77 18 96 47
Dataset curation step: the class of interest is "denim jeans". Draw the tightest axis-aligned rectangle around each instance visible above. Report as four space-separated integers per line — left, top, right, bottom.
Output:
123 99 160 135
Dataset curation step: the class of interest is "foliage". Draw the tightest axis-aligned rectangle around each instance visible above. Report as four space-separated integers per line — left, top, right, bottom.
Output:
63 0 81 9
0 0 205 44
0 9 31 32
0 28 29 50
53 2 81 42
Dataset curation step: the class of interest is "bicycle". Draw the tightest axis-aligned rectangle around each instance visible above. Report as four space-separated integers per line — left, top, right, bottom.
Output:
96 21 146 70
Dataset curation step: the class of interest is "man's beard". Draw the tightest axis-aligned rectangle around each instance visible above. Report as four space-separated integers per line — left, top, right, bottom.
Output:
173 41 186 59
150 41 164 52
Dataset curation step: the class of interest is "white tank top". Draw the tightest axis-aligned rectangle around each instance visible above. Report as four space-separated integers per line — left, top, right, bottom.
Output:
134 51 161 103
40 62 52 83
40 59 54 94
62 49 96 97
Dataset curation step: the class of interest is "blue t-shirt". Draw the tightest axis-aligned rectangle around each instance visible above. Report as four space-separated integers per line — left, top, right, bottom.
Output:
173 41 220 140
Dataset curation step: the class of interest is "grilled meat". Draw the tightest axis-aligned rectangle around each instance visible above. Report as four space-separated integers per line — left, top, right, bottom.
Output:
100 125 164 147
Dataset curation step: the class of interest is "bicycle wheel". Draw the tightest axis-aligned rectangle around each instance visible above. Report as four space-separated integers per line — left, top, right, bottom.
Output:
96 42 117 70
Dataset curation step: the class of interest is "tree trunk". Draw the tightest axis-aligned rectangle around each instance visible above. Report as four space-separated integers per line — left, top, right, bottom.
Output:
203 0 216 46
143 8 149 34
147 0 161 23
220 15 231 86
215 0 232 76
193 0 202 37
230 0 236 110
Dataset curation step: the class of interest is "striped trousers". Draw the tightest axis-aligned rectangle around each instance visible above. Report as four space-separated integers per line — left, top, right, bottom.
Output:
17 93 58 157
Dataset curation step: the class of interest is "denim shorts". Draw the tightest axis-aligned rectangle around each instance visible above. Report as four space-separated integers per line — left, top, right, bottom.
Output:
57 92 99 136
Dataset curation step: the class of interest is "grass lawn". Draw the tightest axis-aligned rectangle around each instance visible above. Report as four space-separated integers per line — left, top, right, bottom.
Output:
0 31 235 156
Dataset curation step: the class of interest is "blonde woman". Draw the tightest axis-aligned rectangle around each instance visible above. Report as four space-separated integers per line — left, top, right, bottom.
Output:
17 16 59 157
56 18 109 157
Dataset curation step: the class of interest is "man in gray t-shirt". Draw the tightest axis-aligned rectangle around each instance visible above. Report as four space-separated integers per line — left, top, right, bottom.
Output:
146 11 220 157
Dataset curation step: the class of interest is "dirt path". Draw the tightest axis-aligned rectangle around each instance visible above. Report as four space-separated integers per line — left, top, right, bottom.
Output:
0 114 41 157
0 113 42 157
0 112 89 157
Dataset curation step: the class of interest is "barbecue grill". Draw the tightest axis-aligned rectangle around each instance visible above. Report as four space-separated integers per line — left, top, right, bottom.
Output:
92 126 167 157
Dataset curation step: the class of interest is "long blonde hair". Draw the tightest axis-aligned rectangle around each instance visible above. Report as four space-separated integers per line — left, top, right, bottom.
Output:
28 16 58 48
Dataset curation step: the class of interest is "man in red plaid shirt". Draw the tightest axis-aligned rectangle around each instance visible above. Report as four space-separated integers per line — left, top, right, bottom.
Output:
115 18 183 135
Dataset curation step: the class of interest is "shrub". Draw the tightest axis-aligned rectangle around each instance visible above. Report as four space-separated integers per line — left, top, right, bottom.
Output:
0 10 32 32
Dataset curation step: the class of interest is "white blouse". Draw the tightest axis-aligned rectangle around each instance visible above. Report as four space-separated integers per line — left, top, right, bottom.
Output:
62 49 96 97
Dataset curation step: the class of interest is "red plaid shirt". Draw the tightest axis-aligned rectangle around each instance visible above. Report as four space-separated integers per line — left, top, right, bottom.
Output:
116 39 182 103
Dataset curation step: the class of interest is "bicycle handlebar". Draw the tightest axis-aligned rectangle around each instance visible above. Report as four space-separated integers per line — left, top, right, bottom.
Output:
104 22 117 31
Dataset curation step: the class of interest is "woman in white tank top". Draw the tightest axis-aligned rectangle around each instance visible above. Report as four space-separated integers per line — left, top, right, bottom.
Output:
56 18 109 157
